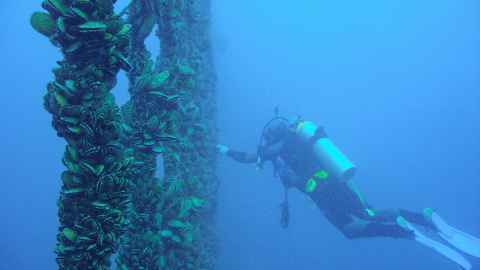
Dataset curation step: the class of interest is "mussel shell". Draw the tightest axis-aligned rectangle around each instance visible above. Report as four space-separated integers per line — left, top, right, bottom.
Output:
77 21 107 32
42 0 68 17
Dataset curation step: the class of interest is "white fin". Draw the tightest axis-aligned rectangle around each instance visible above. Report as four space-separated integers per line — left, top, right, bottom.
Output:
432 212 480 258
397 217 472 270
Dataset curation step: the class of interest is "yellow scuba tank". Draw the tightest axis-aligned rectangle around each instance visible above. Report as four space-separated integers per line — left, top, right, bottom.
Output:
296 121 356 182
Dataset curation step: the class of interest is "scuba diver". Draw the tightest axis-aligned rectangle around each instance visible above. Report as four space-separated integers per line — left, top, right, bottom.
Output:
217 110 480 270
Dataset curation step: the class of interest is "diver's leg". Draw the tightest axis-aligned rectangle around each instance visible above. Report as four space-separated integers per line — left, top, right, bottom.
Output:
324 211 413 239
321 184 413 239
371 209 436 230
343 218 413 239
399 209 434 228
346 182 434 229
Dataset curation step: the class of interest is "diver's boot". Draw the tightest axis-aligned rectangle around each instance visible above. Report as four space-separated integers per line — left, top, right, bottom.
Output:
424 208 480 258
397 216 472 270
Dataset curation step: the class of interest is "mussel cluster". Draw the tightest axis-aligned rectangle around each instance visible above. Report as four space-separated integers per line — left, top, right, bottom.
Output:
144 1 219 268
115 3 185 269
33 0 219 269
114 1 216 268
31 0 133 269
114 2 177 269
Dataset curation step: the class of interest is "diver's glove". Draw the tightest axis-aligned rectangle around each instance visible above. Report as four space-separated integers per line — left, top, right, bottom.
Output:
216 144 230 155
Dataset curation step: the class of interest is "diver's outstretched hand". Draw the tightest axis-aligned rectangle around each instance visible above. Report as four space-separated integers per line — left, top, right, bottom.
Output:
216 144 230 155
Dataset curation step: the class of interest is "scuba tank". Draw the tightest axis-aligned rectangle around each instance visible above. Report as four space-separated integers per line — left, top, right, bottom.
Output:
296 121 356 182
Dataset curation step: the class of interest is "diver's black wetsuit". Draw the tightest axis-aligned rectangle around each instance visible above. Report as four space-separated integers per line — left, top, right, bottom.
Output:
226 127 434 239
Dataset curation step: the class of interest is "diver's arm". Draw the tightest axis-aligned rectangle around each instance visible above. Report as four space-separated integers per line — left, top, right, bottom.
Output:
217 139 285 164
227 150 258 164
216 144 258 163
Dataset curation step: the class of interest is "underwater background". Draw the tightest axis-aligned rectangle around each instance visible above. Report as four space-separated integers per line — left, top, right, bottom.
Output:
1 0 479 269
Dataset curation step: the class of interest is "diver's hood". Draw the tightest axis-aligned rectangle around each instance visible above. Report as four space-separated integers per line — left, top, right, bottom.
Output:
264 120 289 145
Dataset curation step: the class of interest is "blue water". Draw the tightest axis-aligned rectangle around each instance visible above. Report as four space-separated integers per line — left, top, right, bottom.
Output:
1 1 479 269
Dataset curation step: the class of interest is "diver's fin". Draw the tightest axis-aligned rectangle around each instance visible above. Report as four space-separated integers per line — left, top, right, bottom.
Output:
397 216 472 270
425 209 480 258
